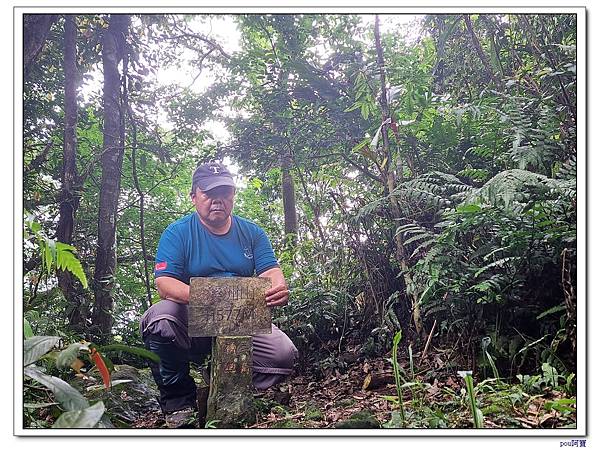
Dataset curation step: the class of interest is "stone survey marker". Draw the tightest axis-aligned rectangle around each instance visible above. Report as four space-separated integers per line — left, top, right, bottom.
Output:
188 276 273 427
188 277 272 337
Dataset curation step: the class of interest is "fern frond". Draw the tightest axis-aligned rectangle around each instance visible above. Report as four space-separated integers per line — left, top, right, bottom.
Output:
464 169 557 209
409 238 437 259
474 256 518 277
55 242 89 288
556 154 576 180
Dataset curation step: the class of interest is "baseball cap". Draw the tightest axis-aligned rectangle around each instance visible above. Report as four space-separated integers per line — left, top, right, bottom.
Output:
191 163 236 193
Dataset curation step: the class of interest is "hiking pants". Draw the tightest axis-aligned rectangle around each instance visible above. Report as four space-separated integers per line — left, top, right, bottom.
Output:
140 299 298 413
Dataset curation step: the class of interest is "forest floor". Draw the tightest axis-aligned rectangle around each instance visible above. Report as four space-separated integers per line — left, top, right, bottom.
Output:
132 343 576 430
251 350 576 429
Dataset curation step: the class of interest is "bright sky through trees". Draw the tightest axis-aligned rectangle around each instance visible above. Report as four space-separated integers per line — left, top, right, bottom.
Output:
77 14 423 178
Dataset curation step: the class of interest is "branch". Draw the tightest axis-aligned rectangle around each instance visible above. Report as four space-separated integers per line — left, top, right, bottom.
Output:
517 15 576 124
166 18 231 59
24 139 54 174
339 151 383 184
258 20 282 70
161 46 217 103
24 14 58 74
463 15 498 84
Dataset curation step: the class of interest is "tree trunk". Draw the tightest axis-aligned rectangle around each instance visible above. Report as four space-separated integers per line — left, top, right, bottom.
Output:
91 14 130 343
56 14 87 333
281 149 298 246
463 15 498 84
23 14 58 74
294 164 326 247
374 15 423 336
124 57 152 312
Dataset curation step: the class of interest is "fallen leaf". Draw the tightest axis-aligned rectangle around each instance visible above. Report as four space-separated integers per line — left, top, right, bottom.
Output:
362 373 372 390
539 412 558 425
445 377 459 389
70 358 85 374
427 379 440 396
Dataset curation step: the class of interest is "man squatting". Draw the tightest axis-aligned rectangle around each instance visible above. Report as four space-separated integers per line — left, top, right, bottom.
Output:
140 162 298 428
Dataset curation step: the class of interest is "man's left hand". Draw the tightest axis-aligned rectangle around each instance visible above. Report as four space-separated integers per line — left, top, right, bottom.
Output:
265 283 289 307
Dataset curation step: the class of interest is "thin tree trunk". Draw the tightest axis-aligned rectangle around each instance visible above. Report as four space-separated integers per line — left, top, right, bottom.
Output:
91 14 130 343
294 163 326 246
259 20 298 249
516 15 576 125
374 15 423 335
56 15 87 333
23 14 58 74
463 15 498 84
281 149 298 246
125 72 152 311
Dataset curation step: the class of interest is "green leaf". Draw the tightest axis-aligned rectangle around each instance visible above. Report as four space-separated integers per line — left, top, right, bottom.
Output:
55 242 88 288
536 305 566 320
360 104 369 120
24 365 89 411
41 238 54 275
474 408 484 428
23 319 34 339
484 350 500 380
24 336 61 366
52 401 105 428
542 363 559 388
99 343 161 363
456 204 481 214
516 334 549 356
474 257 517 278
544 398 576 414
403 233 433 246
351 137 371 153
56 342 89 369
29 220 41 234
343 102 362 113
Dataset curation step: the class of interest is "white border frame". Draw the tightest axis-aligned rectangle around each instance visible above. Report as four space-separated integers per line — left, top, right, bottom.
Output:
13 5 587 438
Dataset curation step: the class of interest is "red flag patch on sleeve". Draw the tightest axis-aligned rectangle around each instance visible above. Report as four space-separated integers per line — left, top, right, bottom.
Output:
155 262 167 271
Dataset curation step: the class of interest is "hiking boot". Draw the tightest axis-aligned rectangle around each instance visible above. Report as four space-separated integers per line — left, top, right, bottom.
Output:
165 407 198 429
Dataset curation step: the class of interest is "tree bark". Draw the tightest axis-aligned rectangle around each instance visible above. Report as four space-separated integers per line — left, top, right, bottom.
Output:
294 163 326 246
374 15 423 335
124 53 152 312
56 15 87 333
463 15 498 84
281 149 298 246
91 14 130 343
23 14 58 74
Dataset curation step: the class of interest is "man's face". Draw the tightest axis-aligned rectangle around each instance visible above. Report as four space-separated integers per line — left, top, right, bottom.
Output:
191 185 235 228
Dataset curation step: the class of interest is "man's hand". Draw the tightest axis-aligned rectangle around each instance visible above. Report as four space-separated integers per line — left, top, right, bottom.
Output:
156 276 190 304
259 267 289 308
265 283 289 307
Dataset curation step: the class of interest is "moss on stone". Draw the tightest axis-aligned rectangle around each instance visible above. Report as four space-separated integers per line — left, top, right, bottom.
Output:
304 402 324 421
334 410 381 429
272 419 303 428
334 398 356 408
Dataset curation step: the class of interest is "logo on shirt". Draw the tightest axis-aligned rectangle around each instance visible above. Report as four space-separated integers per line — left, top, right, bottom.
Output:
243 247 253 259
155 261 167 271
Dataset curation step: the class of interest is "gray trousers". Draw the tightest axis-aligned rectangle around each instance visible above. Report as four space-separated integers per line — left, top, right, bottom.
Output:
140 299 298 412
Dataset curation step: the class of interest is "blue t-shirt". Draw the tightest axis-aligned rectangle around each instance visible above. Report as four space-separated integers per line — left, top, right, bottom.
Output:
154 213 279 284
